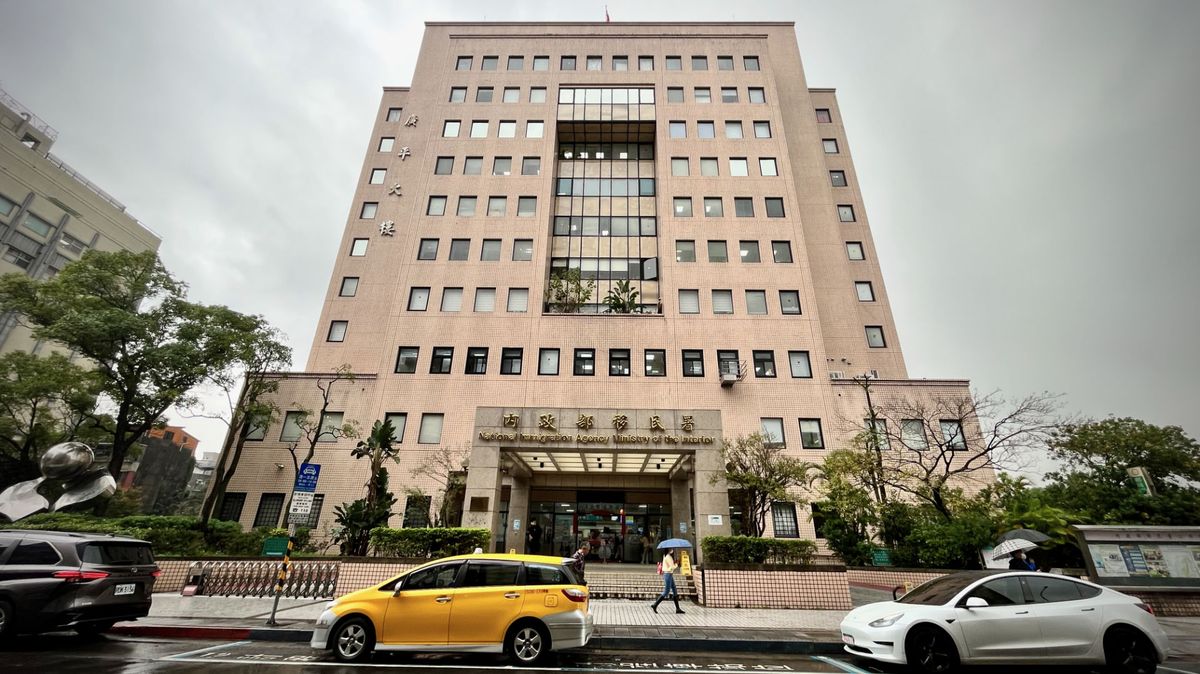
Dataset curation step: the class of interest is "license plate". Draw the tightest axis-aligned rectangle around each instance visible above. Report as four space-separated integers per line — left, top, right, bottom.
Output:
114 583 136 596
842 633 855 645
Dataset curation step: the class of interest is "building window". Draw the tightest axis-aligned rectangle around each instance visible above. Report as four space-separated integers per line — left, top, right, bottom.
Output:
383 413 407 443
779 290 802 315
507 288 529 312
698 121 715 139
772 502 799 538
902 419 928 450
517 196 537 217
761 418 785 448
754 121 772 138
418 413 444 444
830 170 847 187
469 120 488 138
507 55 524 70
443 120 461 137
678 289 700 314
694 87 711 103
418 238 439 260
816 108 832 123
847 241 866 260
450 87 468 103
744 55 760 70
521 157 541 175
498 120 517 138
466 287 493 313
720 87 738 103
317 411 344 441
530 87 547 103
665 55 682 70
765 198 785 217
771 241 793 263
734 197 754 217
609 349 631 376
746 290 768 315
464 156 483 175
326 321 348 342
675 240 696 262
753 350 776 377
481 55 498 70
395 347 419 374
586 55 602 71
700 157 719 176
435 156 454 175
440 287 463 312
457 196 478 216
533 55 549 71
465 347 488 374
855 281 875 302
712 289 734 315
407 287 430 311
379 137 395 152
280 411 304 442
673 197 693 217
645 349 666 377
691 55 708 70
561 55 577 70
480 239 501 261
941 420 967 450
217 493 246 522
788 351 812 378
429 347 453 374
427 196 447 216
538 348 560 375
512 239 534 261
667 87 684 103
867 419 891 449
760 158 779 177
339 277 359 297
717 55 734 70
701 196 725 217
822 138 839 153
448 239 470 261
671 158 689 176
682 350 704 377
717 350 740 377
748 87 766 103
639 55 654 70
253 494 285 528
386 107 403 122
838 205 856 222
730 157 748 175
707 240 728 263
527 121 545 138
487 196 507 217
492 156 513 176
456 55 472 70
739 240 761 263
360 202 378 219
573 349 595 376
799 419 824 449
865 326 886 348
500 348 523 375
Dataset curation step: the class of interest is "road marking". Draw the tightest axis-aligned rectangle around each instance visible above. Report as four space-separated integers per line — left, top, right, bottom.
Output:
1158 666 1197 674
162 640 253 660
812 655 874 674
163 654 849 672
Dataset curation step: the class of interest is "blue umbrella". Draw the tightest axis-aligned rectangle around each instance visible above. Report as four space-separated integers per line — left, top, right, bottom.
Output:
657 538 692 549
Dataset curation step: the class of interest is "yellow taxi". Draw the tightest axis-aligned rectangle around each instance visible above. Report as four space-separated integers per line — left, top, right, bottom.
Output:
311 552 593 664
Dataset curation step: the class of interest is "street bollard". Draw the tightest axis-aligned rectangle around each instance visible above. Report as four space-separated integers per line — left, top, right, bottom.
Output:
265 536 295 626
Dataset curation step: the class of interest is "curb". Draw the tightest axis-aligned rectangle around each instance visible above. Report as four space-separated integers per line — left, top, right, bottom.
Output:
111 624 311 643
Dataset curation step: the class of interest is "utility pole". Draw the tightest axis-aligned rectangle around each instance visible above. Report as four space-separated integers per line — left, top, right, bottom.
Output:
854 374 887 504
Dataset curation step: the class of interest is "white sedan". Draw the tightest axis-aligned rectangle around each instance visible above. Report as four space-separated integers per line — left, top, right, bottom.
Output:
840 571 1168 674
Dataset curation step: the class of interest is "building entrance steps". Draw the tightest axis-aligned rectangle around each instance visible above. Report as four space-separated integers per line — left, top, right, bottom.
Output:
584 565 698 600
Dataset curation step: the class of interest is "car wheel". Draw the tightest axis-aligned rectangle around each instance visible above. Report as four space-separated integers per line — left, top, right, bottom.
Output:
507 622 550 666
905 625 959 674
75 621 116 637
331 617 374 663
0 600 12 641
1105 626 1158 674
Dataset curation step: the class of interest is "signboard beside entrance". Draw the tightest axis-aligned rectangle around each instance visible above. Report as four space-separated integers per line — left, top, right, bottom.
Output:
1073 525 1200 590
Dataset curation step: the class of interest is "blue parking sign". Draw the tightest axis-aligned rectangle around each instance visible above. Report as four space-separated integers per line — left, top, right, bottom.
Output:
294 463 321 492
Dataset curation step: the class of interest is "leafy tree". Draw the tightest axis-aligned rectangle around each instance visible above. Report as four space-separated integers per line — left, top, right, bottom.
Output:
546 268 595 313
0 250 271 483
353 419 400 516
1043 417 1200 526
0 352 104 488
333 467 396 556
713 433 817 537
282 365 359 512
811 450 880 565
601 279 640 314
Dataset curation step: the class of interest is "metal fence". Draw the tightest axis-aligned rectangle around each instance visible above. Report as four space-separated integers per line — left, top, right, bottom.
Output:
186 559 339 599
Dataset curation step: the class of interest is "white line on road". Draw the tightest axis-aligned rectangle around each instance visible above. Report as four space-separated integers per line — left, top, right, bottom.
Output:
162 640 253 660
163 655 849 673
812 655 874 674
1158 666 1198 674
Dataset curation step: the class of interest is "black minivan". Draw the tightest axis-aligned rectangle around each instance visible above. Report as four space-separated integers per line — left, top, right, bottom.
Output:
0 530 159 637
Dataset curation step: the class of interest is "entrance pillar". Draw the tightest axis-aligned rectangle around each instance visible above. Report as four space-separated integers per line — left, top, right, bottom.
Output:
670 472 693 547
507 473 530 554
692 441 731 565
462 443 503 542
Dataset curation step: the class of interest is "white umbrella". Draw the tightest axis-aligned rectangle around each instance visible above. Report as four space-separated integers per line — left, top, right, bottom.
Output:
992 538 1039 560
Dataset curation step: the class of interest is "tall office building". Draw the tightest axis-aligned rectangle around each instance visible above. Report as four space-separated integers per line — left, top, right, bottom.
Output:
217 22 983 559
0 87 162 353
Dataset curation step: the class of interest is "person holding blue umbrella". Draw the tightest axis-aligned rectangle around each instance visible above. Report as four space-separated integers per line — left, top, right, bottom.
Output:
651 537 691 614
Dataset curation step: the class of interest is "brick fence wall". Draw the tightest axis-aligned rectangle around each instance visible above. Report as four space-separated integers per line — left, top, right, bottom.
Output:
845 567 951 590
700 565 852 610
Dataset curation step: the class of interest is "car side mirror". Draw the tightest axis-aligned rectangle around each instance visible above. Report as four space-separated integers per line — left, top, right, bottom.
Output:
892 585 905 601
964 596 989 609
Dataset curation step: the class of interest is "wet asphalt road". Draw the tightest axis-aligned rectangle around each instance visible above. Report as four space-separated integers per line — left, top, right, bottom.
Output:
3 633 1200 673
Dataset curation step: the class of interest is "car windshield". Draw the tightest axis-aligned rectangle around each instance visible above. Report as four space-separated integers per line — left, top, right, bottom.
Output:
897 574 981 605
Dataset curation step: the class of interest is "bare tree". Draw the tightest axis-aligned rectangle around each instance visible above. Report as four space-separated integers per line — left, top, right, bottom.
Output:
411 443 469 527
844 389 1062 520
282 366 360 512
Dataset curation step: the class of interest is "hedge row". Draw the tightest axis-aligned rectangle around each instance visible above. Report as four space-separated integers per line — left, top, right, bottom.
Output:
701 535 818 565
3 513 300 557
369 527 490 558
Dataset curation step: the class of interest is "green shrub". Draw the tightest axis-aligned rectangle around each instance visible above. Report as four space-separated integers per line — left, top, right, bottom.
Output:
369 527 491 558
700 536 817 565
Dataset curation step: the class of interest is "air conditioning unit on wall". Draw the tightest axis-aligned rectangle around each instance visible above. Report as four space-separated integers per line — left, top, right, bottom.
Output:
829 371 844 380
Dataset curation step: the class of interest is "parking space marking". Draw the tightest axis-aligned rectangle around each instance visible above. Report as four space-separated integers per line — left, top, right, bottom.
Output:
162 640 253 660
811 656 874 674
161 653 847 672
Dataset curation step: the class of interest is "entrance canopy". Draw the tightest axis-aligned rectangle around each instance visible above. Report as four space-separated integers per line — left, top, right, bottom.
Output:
507 449 687 474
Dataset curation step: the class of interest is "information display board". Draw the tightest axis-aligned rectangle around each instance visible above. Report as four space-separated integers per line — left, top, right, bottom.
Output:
1073 525 1200 589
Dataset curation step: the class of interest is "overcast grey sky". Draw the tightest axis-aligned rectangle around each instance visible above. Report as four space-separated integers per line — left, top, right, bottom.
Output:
2 1 1198 468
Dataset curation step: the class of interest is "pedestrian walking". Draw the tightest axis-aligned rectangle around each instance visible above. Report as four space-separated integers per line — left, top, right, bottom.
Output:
640 532 653 564
651 549 684 614
1008 550 1036 571
572 542 590 583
